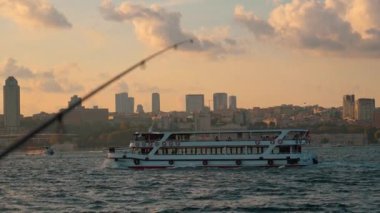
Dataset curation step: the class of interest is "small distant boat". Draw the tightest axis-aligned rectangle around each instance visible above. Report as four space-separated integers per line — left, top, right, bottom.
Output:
104 129 318 169
26 146 54 156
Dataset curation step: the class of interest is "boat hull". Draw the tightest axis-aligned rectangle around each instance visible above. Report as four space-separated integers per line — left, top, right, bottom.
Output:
103 156 317 169
103 129 318 169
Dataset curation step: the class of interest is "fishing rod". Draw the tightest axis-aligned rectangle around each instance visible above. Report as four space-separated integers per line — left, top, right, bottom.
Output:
0 39 193 160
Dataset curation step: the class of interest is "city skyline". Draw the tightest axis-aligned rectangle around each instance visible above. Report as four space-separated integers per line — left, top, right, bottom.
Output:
1 1 380 115
1 76 379 116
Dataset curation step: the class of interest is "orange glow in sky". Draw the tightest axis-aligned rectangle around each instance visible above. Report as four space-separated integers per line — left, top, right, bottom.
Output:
1 0 379 116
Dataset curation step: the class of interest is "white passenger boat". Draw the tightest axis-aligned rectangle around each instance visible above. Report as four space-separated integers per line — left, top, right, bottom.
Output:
104 129 318 169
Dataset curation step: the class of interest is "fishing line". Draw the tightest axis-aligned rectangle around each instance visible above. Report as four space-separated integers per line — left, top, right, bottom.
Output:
0 39 193 160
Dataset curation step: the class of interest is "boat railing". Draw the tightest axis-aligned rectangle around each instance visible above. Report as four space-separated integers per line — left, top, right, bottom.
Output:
129 138 311 147
161 137 310 143
162 136 281 143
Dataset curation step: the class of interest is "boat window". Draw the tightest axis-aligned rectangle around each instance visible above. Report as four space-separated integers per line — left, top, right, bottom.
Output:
279 146 291 154
141 148 152 154
132 148 141 154
166 148 171 154
156 148 162 155
172 148 177 155
243 133 251 140
237 132 242 139
225 147 244 155
271 146 290 154
194 134 208 141
167 134 190 141
134 133 164 142
292 145 302 153
247 146 253 154
216 147 221 155
285 131 307 140
134 134 144 141
256 146 267 154
272 147 279 154
177 148 183 155
248 132 281 141
216 147 221 154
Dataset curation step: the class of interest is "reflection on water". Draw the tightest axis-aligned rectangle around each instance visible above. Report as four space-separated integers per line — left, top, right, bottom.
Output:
1 146 380 212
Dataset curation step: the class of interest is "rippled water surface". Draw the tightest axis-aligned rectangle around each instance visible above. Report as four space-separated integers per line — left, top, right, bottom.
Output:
1 146 380 212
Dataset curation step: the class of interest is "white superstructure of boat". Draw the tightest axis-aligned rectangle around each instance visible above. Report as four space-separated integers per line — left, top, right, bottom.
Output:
104 129 318 169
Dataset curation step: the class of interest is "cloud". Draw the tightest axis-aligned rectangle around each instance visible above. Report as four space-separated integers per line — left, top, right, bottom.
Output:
37 71 84 93
234 0 380 57
99 0 238 56
132 82 174 94
38 72 64 92
116 81 129 92
37 70 84 93
133 83 160 93
0 58 83 93
0 0 72 29
81 28 108 48
0 58 35 78
234 5 274 40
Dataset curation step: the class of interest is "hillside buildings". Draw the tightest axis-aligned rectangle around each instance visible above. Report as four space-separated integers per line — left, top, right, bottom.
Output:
1 83 379 137
64 95 108 125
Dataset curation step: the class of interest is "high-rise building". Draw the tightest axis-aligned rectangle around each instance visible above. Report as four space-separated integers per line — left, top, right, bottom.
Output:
374 108 380 128
3 76 20 128
343 94 355 120
186 94 204 113
115 92 128 115
126 97 135 114
152 93 160 114
355 98 375 122
213 92 228 111
136 104 144 114
68 95 83 109
229 95 237 110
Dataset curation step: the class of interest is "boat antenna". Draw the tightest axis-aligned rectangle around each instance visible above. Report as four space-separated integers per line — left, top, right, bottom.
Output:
0 39 194 160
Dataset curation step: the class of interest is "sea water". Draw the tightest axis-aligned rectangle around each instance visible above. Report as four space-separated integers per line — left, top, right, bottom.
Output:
0 146 379 212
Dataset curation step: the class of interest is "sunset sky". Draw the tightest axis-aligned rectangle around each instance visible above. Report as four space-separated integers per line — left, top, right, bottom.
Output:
1 0 380 116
